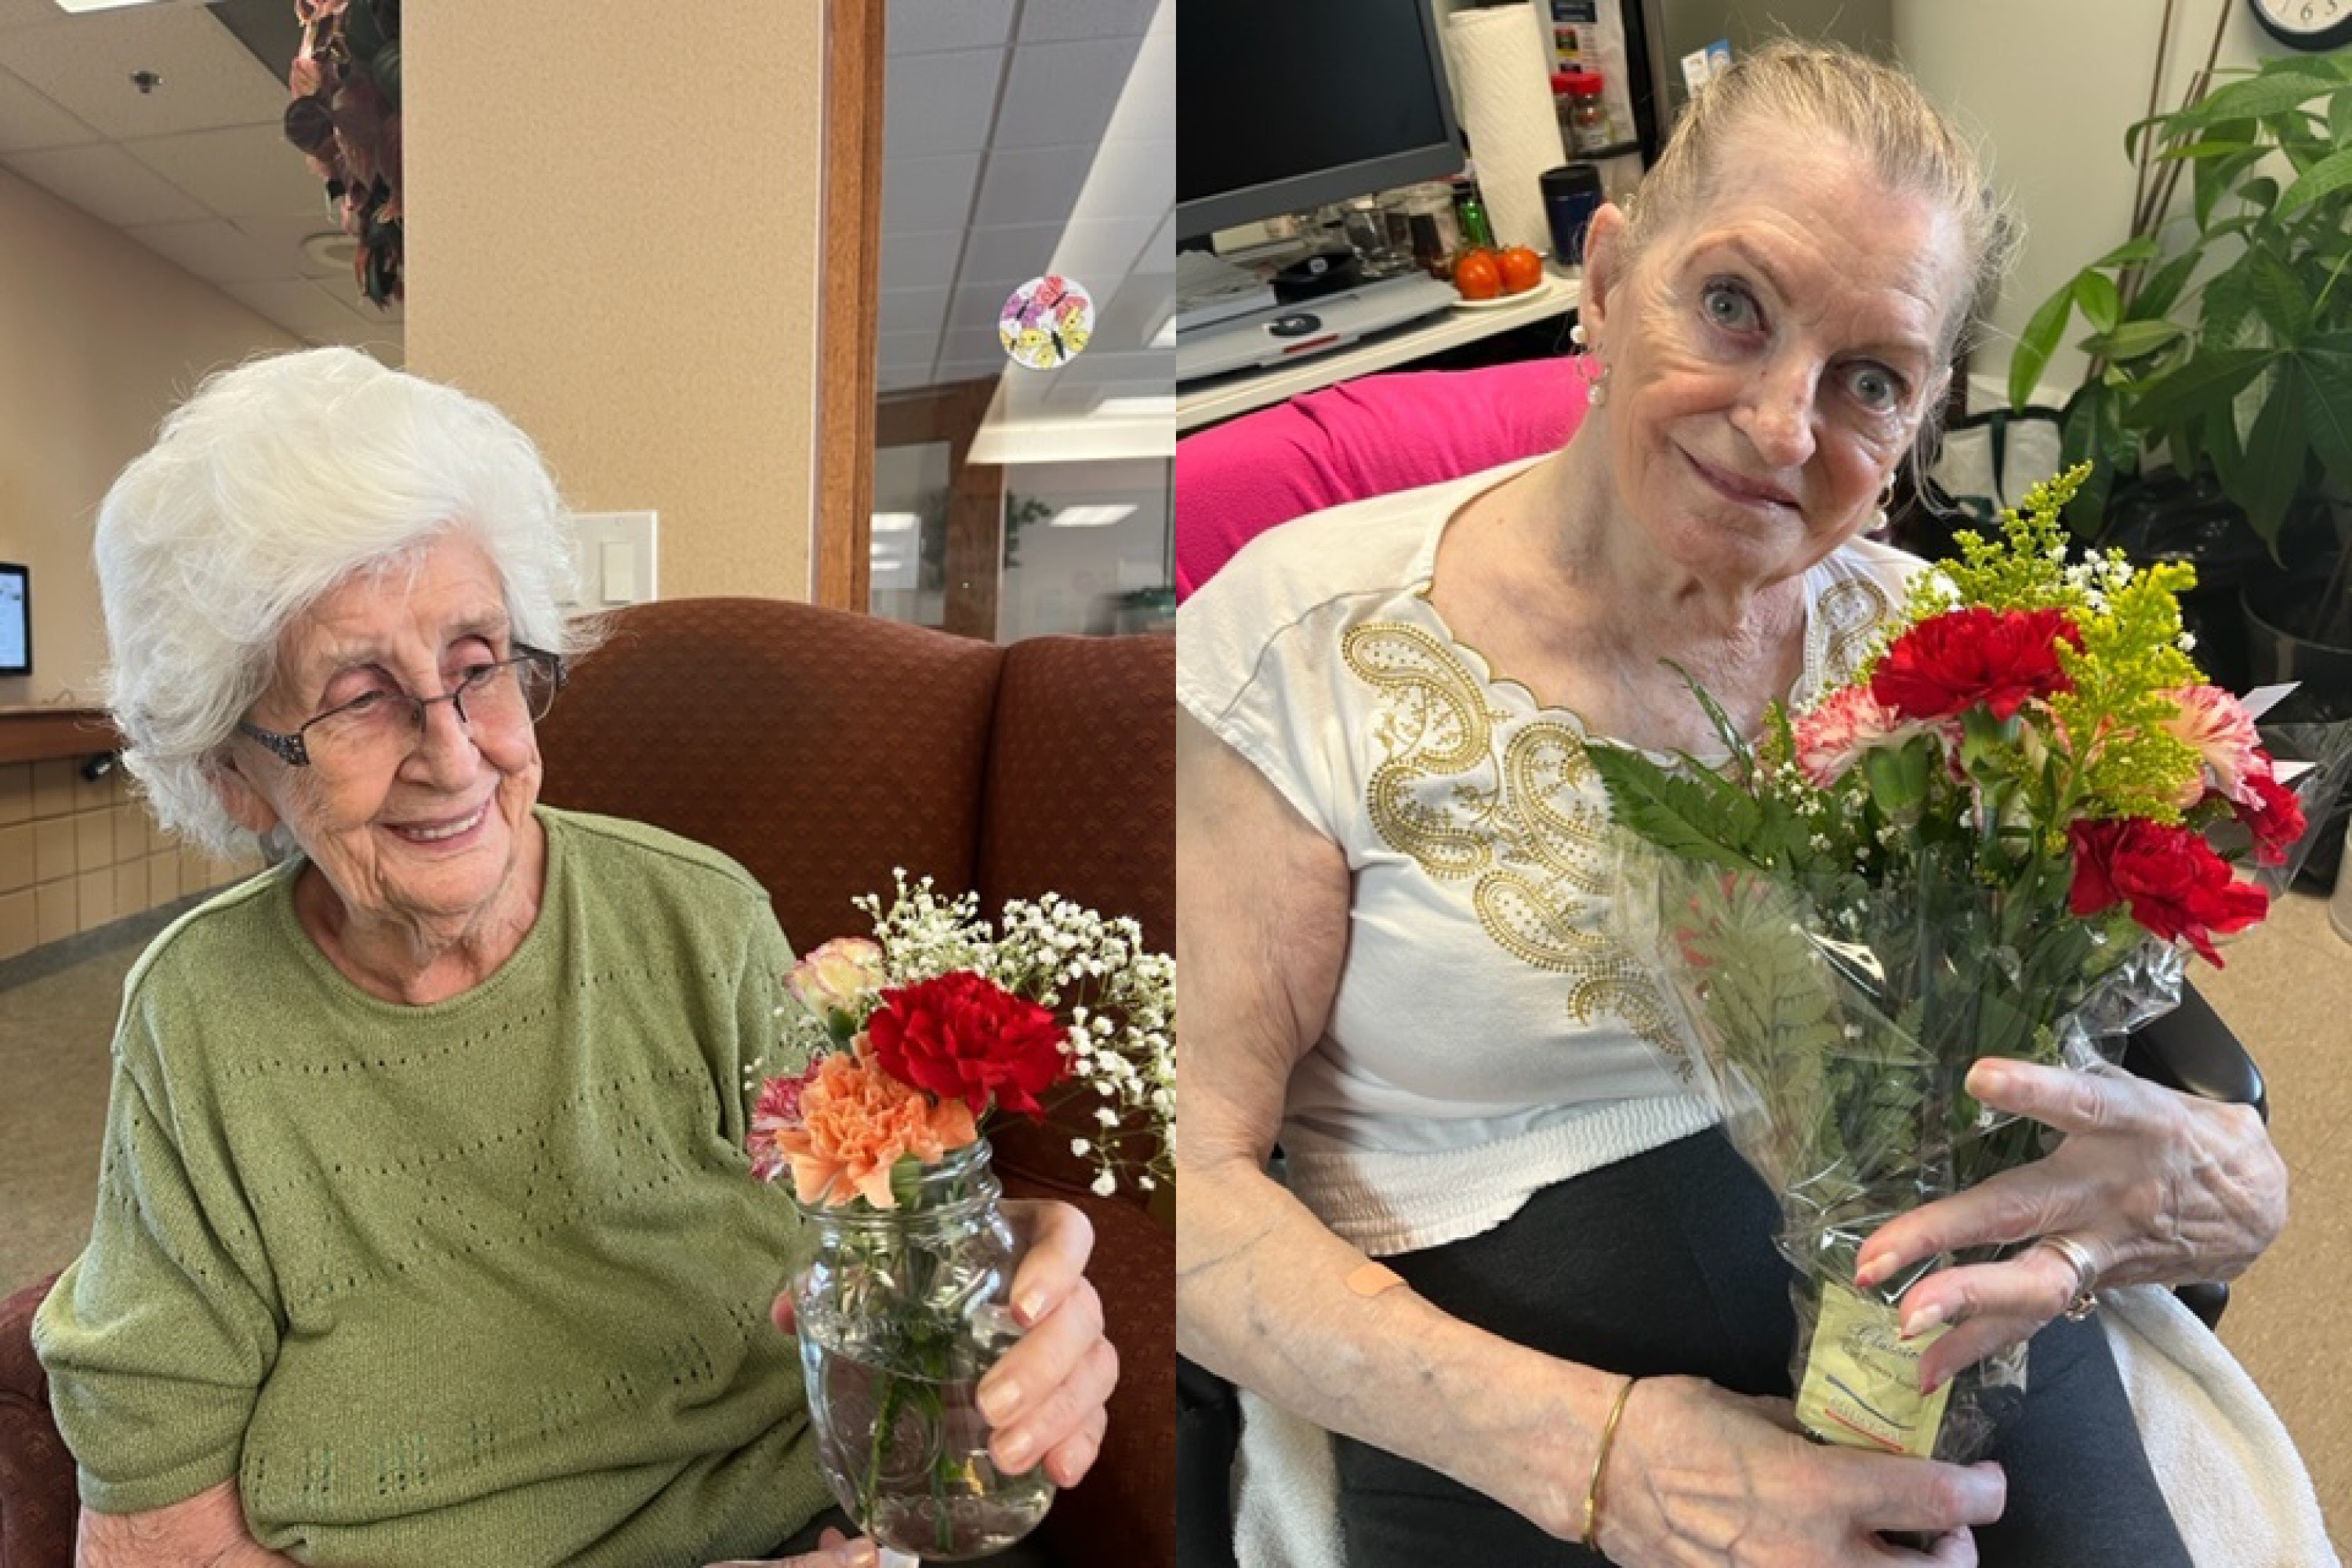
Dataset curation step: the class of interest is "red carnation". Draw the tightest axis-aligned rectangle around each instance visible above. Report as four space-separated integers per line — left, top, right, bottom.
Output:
865 971 1070 1117
2067 817 2269 965
2233 770 2308 868
1871 608 2084 723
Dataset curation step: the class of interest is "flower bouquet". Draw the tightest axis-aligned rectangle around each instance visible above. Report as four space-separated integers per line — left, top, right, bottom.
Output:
748 873 1172 1560
1590 466 2319 1465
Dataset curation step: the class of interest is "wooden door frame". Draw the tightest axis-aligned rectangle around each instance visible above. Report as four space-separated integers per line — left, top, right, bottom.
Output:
814 0 885 611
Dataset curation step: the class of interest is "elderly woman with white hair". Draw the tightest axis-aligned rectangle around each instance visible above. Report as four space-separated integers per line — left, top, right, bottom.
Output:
32 347 1116 1568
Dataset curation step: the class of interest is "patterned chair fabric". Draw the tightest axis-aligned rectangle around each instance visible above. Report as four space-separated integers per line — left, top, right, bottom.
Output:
0 597 1177 1568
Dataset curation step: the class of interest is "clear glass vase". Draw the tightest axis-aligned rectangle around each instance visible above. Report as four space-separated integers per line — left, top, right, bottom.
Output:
792 1138 1055 1560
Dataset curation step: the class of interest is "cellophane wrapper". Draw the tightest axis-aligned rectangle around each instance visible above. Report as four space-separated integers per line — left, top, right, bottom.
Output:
1611 840 2185 1462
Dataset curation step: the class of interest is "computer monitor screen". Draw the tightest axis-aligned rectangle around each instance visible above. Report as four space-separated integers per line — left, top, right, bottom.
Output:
0 564 25 677
1178 0 1463 242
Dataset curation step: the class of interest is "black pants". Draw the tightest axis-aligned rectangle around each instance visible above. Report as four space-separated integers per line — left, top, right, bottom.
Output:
1334 1130 2193 1567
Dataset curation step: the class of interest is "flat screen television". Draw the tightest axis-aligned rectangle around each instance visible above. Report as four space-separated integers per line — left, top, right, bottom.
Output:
1177 0 1465 243
0 564 25 677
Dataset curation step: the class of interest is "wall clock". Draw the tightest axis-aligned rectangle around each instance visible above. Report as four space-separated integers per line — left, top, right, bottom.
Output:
2248 0 2352 52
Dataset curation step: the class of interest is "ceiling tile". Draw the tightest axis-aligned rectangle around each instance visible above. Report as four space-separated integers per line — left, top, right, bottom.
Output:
1098 24 1171 144
935 355 1009 383
1066 133 1170 220
5 138 204 223
958 220 1058 290
233 210 351 279
1133 212 1174 276
0 63 95 151
877 328 941 368
1018 0 1160 42
122 121 319 217
881 150 979 238
993 37 1138 151
1039 213 1158 294
972 142 1092 227
220 276 392 350
879 230 964 292
1 7 282 141
886 0 1014 55
946 278 1053 359
940 318 1005 365
882 48 1002 159
123 215 292 282
877 285 951 340
0 0 70 31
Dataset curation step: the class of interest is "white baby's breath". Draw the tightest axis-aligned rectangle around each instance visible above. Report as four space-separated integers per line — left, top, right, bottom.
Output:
769 869 1177 1198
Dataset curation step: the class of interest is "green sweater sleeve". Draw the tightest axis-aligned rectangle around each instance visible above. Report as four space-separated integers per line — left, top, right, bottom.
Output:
734 912 796 1132
35 1000 284 1514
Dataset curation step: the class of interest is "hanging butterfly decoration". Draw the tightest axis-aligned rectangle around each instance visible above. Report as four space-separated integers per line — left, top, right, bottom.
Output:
285 0 403 309
998 275 1095 370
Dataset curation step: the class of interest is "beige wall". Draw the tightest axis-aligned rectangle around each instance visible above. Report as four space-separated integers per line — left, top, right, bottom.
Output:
0 166 301 710
0 168 292 951
403 0 829 602
1894 0 2297 408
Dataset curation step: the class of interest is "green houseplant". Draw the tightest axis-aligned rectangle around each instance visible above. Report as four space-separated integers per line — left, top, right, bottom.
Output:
2008 49 2352 653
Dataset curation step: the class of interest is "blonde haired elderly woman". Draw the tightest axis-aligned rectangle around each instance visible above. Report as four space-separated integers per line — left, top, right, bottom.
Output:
34 348 1116 1568
1177 42 2291 1567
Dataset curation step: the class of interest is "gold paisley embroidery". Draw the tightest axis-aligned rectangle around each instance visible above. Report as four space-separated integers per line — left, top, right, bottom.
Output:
1345 622 1500 880
1817 577 1893 684
1342 619 1691 1079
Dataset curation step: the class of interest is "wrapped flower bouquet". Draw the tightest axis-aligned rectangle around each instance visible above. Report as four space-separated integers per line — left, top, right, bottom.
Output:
1591 466 2318 1463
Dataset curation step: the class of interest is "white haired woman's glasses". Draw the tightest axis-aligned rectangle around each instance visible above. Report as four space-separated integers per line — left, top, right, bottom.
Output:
235 644 565 770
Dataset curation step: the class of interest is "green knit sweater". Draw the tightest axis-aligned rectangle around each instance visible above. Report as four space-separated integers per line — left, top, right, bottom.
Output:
34 808 833 1566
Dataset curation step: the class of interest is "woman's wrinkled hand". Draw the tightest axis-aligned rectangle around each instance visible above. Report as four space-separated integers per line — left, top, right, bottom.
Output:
1595 1377 2005 1567
770 1198 1118 1487
1855 1056 2288 1392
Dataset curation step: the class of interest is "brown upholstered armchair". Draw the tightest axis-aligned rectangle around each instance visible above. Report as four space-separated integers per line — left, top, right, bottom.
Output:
0 597 1175 1568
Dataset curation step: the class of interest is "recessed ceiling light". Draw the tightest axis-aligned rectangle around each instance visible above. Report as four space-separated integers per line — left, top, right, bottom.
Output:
870 511 921 535
1049 505 1138 528
53 0 168 13
301 232 360 270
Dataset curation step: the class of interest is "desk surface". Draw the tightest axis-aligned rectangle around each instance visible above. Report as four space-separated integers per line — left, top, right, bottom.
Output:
1176 270 1581 433
0 707 118 765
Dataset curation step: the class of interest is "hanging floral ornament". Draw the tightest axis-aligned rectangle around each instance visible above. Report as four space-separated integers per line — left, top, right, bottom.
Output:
998 275 1094 369
285 0 403 309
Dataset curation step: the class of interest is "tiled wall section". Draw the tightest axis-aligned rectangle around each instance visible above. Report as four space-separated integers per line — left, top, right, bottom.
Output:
0 760 263 962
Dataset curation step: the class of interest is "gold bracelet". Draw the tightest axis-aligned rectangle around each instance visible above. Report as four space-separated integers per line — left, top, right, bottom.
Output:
1579 1374 1639 1548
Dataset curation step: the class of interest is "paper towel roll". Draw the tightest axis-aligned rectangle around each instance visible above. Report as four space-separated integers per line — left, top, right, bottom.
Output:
1445 4 1568 254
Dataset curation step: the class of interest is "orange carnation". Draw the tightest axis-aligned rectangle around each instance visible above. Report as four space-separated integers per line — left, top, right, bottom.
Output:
774 1046 978 1209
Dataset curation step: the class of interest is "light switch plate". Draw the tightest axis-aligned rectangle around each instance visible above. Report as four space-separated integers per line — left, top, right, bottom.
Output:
567 511 658 608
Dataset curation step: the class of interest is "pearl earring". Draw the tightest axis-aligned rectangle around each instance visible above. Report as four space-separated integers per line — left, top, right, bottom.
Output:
1588 361 1611 408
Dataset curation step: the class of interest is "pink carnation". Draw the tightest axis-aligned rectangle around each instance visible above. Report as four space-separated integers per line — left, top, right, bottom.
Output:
748 1060 823 1182
2160 685 2266 808
1792 683 1928 788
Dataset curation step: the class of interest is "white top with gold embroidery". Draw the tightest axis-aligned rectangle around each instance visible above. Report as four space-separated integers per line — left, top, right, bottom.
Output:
1177 457 1920 1257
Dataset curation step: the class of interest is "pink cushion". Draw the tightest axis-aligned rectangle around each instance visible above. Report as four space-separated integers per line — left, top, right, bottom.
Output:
1174 357 1595 599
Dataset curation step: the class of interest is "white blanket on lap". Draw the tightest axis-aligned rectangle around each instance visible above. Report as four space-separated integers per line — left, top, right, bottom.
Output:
2100 1283 2339 1568
1232 1286 2336 1568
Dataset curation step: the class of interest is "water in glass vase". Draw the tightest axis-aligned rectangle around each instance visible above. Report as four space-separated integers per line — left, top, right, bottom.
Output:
801 1326 1055 1560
